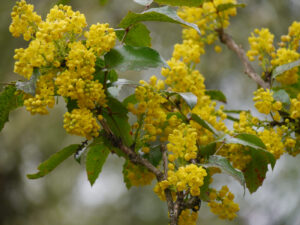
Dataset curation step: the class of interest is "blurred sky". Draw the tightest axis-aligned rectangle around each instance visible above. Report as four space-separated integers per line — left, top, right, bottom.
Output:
1 0 300 225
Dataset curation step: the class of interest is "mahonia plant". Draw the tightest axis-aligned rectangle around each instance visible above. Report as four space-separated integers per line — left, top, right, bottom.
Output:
0 0 299 224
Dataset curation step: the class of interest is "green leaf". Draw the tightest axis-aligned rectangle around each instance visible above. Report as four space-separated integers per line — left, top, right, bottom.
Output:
243 147 276 193
119 6 200 35
16 69 40 96
272 89 290 106
216 3 246 12
95 57 105 68
272 59 300 79
154 0 205 7
199 142 217 158
104 45 166 71
143 145 162 167
189 113 218 135
205 89 227 103
217 133 276 193
27 144 80 179
86 142 110 186
178 92 197 109
116 23 151 47
102 96 133 147
123 94 138 106
205 155 245 187
0 85 23 132
134 0 153 5
108 70 118 83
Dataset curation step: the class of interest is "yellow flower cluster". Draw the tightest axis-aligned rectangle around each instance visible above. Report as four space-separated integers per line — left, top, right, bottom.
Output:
126 162 155 186
128 76 167 142
282 21 300 50
208 186 239 220
63 108 100 139
178 209 198 225
258 128 285 159
172 40 203 64
290 94 300 119
218 144 252 171
161 59 206 98
10 1 119 138
9 0 42 41
85 23 116 55
253 88 282 121
247 23 300 84
23 73 55 115
247 28 275 63
167 164 207 196
37 4 87 42
13 39 56 79
233 111 257 134
271 48 300 85
167 123 198 161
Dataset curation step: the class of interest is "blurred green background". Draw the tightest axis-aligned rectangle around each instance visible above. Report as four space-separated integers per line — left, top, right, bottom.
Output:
1 0 300 225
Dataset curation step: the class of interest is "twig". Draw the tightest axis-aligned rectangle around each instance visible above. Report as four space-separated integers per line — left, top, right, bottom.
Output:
99 119 164 180
216 28 270 89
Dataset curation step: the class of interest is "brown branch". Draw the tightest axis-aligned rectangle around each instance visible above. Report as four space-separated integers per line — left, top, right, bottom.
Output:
99 119 164 180
217 28 270 89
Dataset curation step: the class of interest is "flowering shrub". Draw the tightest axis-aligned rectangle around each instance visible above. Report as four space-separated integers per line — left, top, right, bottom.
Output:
0 0 299 224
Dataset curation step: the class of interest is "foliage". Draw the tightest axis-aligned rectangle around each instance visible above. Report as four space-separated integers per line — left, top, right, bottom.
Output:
2 0 300 224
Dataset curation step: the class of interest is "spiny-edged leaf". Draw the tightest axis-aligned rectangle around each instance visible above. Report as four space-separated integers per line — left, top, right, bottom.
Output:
272 89 290 106
199 142 217 158
178 92 197 109
56 0 71 5
200 169 211 202
86 142 110 186
216 3 246 12
189 113 218 135
116 23 151 47
205 89 227 103
243 147 276 193
0 85 23 132
154 0 205 7
102 96 133 146
112 78 140 87
205 155 245 188
272 59 300 79
16 68 40 96
143 145 162 167
123 160 132 189
99 0 109 5
134 0 153 5
123 94 138 106
104 45 165 71
65 98 78 112
27 144 80 179
119 6 200 35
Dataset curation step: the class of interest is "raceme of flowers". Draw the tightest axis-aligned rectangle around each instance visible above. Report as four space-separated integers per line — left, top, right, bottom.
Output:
10 0 116 139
